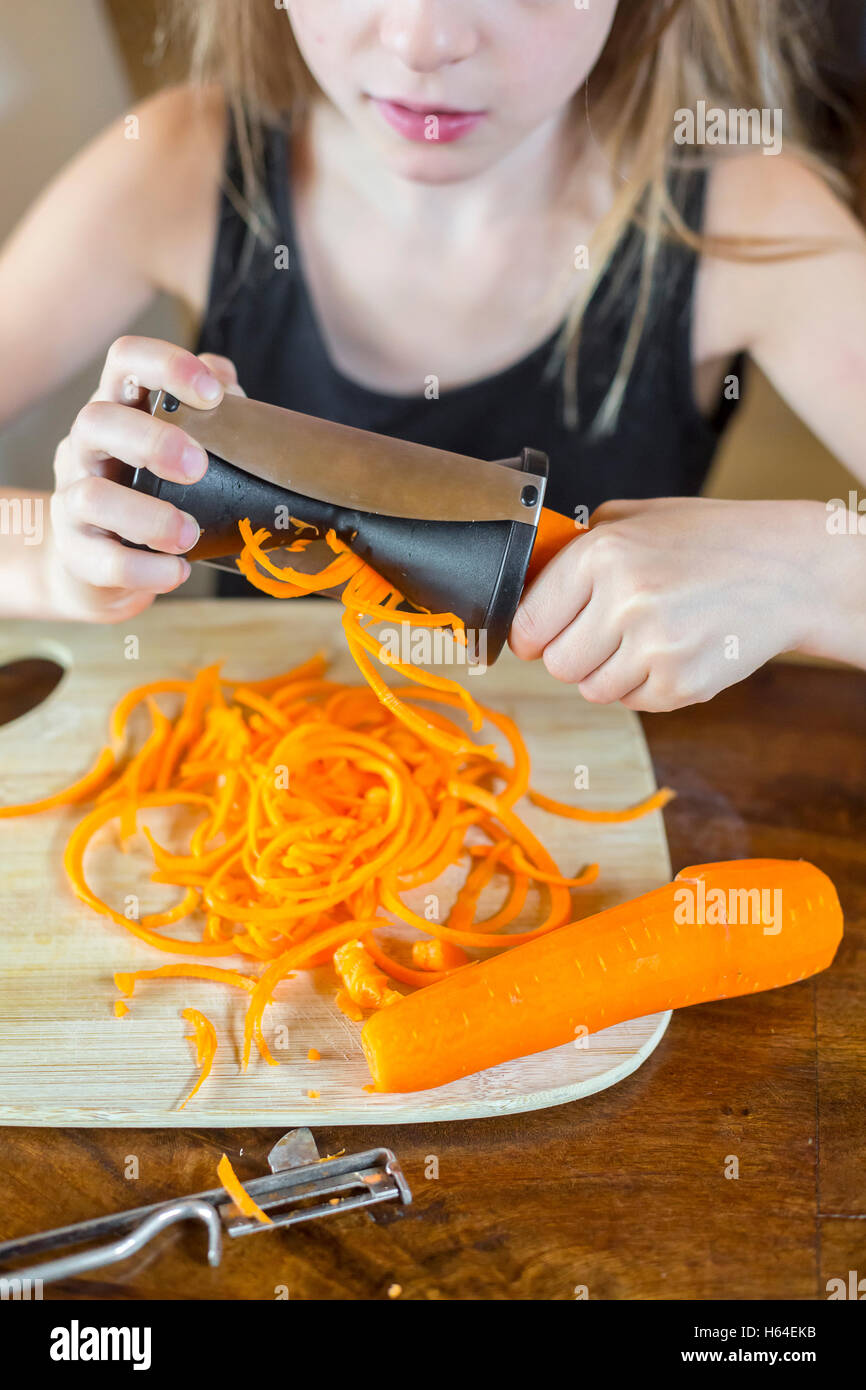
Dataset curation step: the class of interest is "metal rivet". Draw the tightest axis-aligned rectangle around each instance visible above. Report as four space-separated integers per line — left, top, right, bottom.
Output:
520 484 539 507
162 394 180 413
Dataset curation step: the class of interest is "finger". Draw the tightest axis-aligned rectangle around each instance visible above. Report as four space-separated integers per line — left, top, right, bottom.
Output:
618 673 695 713
60 400 208 489
58 530 191 594
93 336 225 409
61 474 200 553
540 599 623 684
577 647 650 705
587 499 648 527
196 353 246 396
509 541 592 660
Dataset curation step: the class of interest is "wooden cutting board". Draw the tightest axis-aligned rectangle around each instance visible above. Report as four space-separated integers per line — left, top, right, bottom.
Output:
0 599 672 1126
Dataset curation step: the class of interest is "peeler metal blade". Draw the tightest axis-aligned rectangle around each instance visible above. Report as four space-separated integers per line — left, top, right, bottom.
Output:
147 389 547 526
0 1129 411 1288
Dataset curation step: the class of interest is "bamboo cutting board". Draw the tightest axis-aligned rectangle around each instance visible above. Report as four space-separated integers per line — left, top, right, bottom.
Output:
0 599 672 1125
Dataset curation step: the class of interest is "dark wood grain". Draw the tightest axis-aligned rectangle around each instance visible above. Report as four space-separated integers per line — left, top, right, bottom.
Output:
0 660 863 1300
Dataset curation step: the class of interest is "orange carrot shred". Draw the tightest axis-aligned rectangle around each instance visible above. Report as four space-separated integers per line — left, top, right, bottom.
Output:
528 786 675 823
333 939 402 1010
217 1153 273 1224
180 1007 217 1108
0 747 115 818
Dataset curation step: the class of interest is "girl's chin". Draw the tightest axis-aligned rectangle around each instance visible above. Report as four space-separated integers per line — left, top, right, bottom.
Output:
367 134 504 186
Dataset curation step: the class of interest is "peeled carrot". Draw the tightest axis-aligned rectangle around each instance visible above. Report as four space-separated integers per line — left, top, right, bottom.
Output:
524 508 583 586
361 859 843 1093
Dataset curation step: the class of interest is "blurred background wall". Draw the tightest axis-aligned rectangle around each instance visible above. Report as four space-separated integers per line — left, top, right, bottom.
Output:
0 0 184 491
0 0 863 510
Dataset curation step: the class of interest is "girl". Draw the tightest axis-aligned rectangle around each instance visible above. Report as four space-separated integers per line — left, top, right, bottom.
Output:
1 0 864 710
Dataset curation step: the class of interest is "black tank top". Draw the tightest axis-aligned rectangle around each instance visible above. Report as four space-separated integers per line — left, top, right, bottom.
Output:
195 113 742 597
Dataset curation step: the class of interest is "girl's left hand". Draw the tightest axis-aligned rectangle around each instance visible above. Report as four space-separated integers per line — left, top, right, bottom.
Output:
509 496 820 711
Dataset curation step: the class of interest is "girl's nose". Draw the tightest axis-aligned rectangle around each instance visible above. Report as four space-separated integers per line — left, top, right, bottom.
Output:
378 0 479 73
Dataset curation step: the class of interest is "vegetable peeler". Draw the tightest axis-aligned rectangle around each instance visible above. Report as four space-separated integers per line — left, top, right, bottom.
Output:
128 390 577 662
0 1129 411 1288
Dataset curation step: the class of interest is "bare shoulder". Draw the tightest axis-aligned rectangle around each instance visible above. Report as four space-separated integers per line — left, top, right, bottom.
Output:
694 151 865 360
0 82 230 421
106 83 228 308
39 82 227 310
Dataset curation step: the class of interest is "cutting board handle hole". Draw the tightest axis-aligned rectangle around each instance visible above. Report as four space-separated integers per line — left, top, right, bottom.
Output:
0 657 65 726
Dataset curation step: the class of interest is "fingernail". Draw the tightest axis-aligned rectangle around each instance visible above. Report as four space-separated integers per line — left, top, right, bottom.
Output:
178 559 191 583
196 372 222 402
181 444 207 479
178 513 200 551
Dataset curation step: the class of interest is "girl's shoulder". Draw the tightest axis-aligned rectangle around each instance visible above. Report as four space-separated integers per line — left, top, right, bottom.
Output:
120 83 229 312
55 82 229 314
694 151 865 363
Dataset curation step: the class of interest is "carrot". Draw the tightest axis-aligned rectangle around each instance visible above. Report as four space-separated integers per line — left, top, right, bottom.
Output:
236 519 497 761
361 859 844 1093
333 939 402 1010
114 965 257 997
335 990 365 1022
529 786 675 824
0 746 115 818
411 939 471 972
180 1008 218 1108
523 507 583 586
217 1154 272 1225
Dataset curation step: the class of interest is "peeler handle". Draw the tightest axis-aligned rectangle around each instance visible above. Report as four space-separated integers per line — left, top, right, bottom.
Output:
126 392 551 663
0 1199 222 1288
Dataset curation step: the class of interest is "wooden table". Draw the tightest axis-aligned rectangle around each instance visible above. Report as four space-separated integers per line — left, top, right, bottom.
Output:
0 660 863 1300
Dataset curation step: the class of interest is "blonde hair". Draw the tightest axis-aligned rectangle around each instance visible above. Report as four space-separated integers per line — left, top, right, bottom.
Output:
164 0 850 429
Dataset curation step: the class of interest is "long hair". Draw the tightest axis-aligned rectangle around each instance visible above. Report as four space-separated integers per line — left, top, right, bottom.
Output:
164 0 850 429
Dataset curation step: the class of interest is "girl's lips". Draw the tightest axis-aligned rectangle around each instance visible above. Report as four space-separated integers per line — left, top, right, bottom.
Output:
370 97 487 144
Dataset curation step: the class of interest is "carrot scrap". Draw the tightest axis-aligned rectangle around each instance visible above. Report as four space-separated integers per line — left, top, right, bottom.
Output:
333 939 402 1010
335 989 365 1023
0 746 115 819
529 786 675 823
411 939 471 972
217 1153 272 1225
180 1007 218 1109
307 1047 321 1062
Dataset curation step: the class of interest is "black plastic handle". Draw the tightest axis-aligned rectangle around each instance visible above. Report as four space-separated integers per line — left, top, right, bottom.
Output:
129 433 548 664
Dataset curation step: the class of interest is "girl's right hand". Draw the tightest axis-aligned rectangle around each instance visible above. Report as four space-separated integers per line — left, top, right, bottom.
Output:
49 337 244 622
